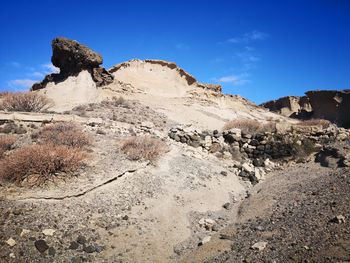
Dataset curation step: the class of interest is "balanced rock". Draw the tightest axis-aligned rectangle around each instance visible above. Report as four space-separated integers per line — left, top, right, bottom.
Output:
32 37 113 90
51 37 102 74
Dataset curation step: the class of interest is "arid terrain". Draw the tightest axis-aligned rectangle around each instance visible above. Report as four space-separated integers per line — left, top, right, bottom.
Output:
0 38 349 263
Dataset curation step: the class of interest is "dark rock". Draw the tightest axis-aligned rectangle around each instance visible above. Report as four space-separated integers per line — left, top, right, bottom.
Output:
77 235 87 244
122 215 129 220
223 134 236 144
253 158 264 167
223 202 231 210
94 244 104 253
51 37 102 74
48 247 56 256
69 241 79 250
34 239 49 253
83 245 96 253
220 171 228 176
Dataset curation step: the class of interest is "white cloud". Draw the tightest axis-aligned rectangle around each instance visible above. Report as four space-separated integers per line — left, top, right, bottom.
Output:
42 63 59 74
227 30 269 44
7 79 37 89
217 73 250 85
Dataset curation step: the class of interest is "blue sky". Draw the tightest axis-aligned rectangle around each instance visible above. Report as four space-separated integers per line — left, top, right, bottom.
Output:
0 0 349 103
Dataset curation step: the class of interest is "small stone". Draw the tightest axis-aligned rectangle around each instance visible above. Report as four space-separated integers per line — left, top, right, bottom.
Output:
220 171 228 176
199 236 211 246
223 202 231 210
77 235 87 244
6 238 16 247
35 239 49 253
122 215 129 220
212 224 219 232
330 215 346 223
9 253 15 258
42 229 55 236
20 229 31 237
83 245 96 253
69 241 79 250
251 241 268 251
94 244 104 253
48 247 56 256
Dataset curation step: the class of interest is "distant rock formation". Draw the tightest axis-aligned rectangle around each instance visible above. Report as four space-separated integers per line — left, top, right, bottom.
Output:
261 96 312 119
261 90 350 128
32 37 113 90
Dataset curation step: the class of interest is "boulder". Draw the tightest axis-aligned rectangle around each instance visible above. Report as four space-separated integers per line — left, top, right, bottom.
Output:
51 37 102 74
32 37 113 90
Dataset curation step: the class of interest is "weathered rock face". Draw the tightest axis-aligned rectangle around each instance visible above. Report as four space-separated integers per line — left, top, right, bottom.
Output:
261 96 312 119
306 90 350 128
31 37 113 91
262 90 350 128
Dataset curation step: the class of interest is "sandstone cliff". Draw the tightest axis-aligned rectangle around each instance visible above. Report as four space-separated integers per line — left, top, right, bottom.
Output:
261 90 350 128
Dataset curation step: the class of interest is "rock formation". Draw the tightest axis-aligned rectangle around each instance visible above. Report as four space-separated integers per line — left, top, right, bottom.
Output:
261 89 350 128
306 90 350 128
31 37 113 90
260 96 312 119
109 59 222 93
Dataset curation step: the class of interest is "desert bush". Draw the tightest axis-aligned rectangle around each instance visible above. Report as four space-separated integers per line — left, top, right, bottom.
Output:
0 144 87 186
223 119 276 134
0 92 53 112
0 135 16 158
297 119 331 129
0 122 27 134
38 122 91 148
102 96 130 108
120 136 167 162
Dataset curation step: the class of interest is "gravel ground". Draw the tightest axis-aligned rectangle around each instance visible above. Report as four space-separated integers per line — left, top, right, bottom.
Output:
205 165 350 263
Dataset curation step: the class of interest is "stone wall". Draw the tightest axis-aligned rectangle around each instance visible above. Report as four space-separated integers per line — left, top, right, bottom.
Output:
168 125 350 184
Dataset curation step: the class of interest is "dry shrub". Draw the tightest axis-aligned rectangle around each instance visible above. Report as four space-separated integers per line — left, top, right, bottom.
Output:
297 119 331 129
0 144 87 186
223 119 276 134
38 122 91 148
0 92 10 98
0 135 16 158
0 92 53 112
120 136 167 162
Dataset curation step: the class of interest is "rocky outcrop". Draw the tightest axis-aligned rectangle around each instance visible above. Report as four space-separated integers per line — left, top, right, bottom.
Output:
261 96 312 119
306 90 350 128
262 90 350 128
109 59 222 93
31 37 113 91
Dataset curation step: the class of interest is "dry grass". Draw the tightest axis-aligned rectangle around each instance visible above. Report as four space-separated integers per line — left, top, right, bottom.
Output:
0 144 87 186
223 119 276 134
297 119 331 129
0 135 16 158
38 122 91 148
0 92 53 112
120 136 167 162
